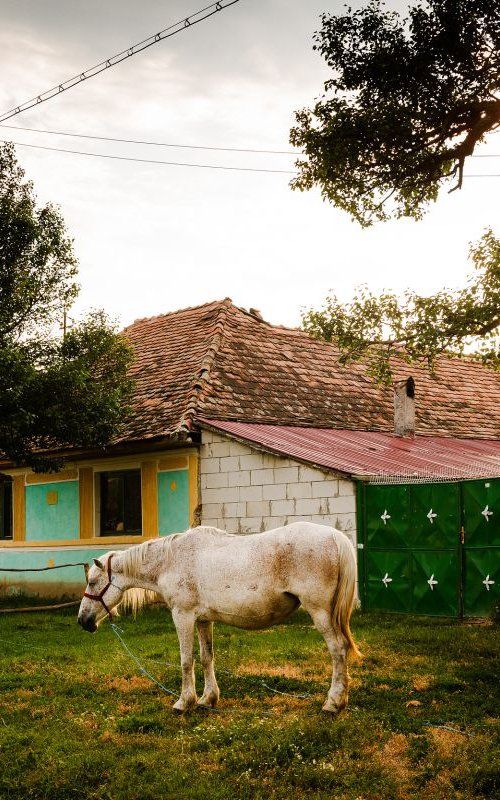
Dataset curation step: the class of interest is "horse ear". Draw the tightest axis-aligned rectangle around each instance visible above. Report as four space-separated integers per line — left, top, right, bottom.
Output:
93 558 105 571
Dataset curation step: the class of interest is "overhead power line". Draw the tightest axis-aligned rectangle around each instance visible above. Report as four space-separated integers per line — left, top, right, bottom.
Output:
1 123 500 158
0 0 242 123
3 139 500 177
1 139 296 174
0 123 296 155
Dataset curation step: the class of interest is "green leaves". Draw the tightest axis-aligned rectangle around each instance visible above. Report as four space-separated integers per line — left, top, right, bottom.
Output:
302 229 500 383
290 0 500 225
0 144 78 342
0 143 133 470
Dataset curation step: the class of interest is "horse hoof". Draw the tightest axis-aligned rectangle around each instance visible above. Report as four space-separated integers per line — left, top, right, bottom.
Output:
321 701 346 715
196 700 217 708
197 694 219 709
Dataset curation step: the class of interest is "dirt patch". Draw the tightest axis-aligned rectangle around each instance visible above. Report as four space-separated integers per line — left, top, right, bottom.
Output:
422 771 454 798
78 716 100 731
116 701 138 714
412 675 432 691
266 694 312 711
428 727 466 759
107 676 152 692
15 687 42 699
99 730 130 745
198 762 223 773
376 733 411 783
235 660 305 679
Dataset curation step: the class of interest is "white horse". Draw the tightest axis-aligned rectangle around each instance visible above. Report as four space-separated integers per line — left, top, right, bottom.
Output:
78 522 360 714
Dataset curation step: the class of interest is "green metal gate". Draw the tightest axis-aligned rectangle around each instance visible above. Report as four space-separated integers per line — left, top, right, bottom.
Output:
358 478 500 617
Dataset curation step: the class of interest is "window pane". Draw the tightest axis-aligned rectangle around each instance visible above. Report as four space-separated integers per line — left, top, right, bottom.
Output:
100 470 141 535
124 472 142 533
0 481 12 539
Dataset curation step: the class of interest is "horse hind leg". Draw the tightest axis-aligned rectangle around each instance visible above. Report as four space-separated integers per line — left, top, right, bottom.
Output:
196 620 220 708
303 604 349 715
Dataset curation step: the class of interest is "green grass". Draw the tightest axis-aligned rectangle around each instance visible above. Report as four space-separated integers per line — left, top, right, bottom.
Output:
0 607 499 800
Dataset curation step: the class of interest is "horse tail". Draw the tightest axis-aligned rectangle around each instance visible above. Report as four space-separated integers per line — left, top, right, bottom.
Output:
331 530 361 658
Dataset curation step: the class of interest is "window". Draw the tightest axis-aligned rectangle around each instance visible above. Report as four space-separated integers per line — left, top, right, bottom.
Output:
0 479 13 540
99 470 142 536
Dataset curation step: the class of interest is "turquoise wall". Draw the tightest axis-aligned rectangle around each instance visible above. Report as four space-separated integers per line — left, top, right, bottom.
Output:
25 481 79 541
158 469 189 536
0 545 134 598
0 547 112 585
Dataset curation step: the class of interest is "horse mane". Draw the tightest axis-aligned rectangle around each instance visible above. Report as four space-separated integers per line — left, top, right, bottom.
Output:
117 528 226 615
118 534 181 615
120 587 160 615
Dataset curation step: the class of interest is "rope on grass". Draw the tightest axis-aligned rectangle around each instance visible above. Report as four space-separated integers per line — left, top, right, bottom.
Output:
260 682 311 700
109 622 312 714
112 634 312 699
423 722 475 737
110 623 177 696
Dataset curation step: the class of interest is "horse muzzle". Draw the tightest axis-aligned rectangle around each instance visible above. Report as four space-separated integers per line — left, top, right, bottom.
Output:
78 612 98 633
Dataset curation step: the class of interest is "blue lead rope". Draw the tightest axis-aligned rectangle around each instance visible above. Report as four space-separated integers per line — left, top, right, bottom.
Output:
110 623 177 696
109 623 312 709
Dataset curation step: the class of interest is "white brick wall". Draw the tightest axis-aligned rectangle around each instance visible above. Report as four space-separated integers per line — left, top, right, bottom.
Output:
199 432 357 547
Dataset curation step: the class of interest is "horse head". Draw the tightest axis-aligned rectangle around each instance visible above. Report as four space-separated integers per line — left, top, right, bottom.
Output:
78 552 125 632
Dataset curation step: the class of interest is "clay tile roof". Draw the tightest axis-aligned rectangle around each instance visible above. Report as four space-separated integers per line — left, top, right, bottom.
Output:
117 298 500 444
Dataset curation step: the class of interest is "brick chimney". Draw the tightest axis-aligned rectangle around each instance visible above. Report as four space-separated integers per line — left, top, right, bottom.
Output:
394 377 415 437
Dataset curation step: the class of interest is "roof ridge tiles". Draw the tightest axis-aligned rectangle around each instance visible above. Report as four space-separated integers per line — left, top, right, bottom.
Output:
123 298 232 331
174 298 233 434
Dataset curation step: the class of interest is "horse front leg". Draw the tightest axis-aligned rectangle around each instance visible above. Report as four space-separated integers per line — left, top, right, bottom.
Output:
196 620 220 708
171 608 197 713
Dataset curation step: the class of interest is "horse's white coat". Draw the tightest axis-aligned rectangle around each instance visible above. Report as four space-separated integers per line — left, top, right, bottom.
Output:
78 522 359 714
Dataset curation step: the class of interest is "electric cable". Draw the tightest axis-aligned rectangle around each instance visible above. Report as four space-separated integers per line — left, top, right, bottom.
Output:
0 0 243 123
0 138 296 173
1 123 499 158
3 139 499 177
0 123 296 155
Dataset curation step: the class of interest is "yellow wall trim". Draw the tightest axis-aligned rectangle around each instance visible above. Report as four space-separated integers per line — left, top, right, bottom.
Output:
158 456 188 472
26 470 78 485
12 475 26 542
0 536 157 549
79 467 94 539
188 454 199 527
141 461 159 537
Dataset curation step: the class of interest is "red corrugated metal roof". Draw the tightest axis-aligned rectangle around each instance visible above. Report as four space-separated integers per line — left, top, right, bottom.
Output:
199 419 500 481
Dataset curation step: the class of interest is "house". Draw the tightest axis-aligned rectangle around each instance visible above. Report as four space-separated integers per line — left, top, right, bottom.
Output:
1 298 500 616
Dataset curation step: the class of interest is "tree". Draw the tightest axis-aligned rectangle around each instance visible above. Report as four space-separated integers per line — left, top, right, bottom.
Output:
290 0 500 226
0 142 133 470
302 229 500 383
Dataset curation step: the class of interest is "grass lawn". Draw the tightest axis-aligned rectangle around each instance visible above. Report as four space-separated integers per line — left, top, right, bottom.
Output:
0 606 499 800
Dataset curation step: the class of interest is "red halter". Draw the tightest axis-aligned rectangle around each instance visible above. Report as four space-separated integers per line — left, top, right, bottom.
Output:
83 554 115 616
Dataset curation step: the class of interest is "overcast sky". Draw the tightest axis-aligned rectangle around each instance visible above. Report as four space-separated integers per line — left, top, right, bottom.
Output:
0 0 498 329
